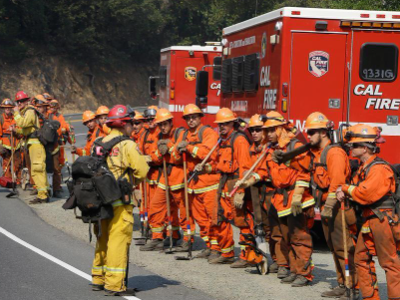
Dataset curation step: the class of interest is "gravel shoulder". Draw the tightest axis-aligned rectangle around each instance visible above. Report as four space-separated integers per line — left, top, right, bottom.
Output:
18 185 389 300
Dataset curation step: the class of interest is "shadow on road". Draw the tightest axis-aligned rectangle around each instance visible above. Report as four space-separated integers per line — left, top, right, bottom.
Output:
129 274 180 291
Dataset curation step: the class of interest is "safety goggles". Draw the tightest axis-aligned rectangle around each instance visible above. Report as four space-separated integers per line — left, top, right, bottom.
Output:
249 127 262 133
144 108 157 118
2 99 15 106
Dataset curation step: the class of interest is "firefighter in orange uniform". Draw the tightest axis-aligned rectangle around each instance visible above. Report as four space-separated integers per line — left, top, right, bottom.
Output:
210 108 252 265
304 112 358 298
337 124 400 300
264 111 315 286
141 108 194 251
173 104 221 259
130 111 146 145
0 98 23 184
72 111 105 157
238 114 290 274
96 105 111 135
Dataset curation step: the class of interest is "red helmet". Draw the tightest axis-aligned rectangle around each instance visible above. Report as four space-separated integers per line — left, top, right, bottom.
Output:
106 105 136 128
15 91 30 102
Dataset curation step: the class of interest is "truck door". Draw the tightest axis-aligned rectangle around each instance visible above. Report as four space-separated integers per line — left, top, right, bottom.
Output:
349 30 400 163
289 32 348 130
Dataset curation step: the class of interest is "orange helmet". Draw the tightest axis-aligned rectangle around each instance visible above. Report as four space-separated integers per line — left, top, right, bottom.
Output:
182 104 203 117
49 99 59 108
82 110 96 123
133 111 145 121
214 108 237 124
262 111 287 128
95 105 110 116
344 124 380 144
43 93 53 100
0 98 15 108
34 94 49 106
154 108 173 124
305 112 330 130
248 114 264 128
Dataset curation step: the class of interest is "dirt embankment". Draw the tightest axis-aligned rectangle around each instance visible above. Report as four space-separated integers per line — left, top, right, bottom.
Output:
0 55 156 112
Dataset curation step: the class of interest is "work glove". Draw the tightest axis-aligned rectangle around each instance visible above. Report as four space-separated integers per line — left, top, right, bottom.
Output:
194 163 204 173
194 163 212 174
177 141 188 153
233 192 245 209
157 139 171 147
291 186 305 217
321 196 338 219
71 145 77 153
271 150 284 164
0 145 6 155
158 143 169 156
143 155 152 163
238 176 260 189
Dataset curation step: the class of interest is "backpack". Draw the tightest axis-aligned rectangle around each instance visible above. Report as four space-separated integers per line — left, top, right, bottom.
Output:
182 125 211 145
27 107 60 146
64 136 130 238
219 130 252 166
158 126 186 142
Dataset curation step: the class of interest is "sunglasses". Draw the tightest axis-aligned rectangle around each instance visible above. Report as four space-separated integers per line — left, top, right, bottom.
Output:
145 118 155 123
307 129 319 136
184 115 200 121
350 143 364 149
249 128 262 133
133 122 142 126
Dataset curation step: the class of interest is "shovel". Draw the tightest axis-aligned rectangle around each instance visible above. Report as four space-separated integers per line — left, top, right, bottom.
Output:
162 157 175 254
341 201 355 299
6 131 18 198
175 152 193 261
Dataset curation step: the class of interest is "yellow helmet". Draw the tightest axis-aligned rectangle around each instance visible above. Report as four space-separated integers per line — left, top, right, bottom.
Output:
262 111 287 128
214 108 237 124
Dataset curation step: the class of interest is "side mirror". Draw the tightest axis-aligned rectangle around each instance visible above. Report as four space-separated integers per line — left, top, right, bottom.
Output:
196 71 209 109
148 76 157 99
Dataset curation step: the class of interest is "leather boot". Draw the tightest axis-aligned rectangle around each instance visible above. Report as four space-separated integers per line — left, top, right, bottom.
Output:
207 250 220 262
277 266 290 279
230 258 255 268
174 241 191 252
104 288 138 296
195 248 211 259
30 189 38 196
208 256 235 264
321 284 346 298
53 190 63 198
29 197 49 204
92 284 104 291
268 261 279 273
291 275 310 287
139 239 163 251
280 272 297 284
164 237 180 248
338 289 359 300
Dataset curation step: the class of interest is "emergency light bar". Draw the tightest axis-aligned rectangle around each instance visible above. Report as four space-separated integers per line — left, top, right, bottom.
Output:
341 21 400 28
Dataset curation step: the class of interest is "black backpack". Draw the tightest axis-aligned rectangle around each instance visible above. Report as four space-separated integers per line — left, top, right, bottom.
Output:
64 136 130 238
27 107 60 146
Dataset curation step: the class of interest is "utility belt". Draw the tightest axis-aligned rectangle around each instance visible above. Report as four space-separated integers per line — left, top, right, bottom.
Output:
367 195 398 221
215 172 239 225
310 177 329 208
274 183 296 206
149 165 163 183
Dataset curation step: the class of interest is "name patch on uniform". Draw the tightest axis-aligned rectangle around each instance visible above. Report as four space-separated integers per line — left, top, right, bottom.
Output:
309 51 329 78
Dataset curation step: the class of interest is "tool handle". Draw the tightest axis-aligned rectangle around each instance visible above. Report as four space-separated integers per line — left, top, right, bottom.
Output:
341 201 350 289
278 143 311 164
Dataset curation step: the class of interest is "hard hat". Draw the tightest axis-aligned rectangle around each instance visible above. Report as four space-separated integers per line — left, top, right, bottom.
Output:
214 108 237 124
15 91 30 102
248 114 264 128
133 111 145 121
344 124 379 144
154 108 173 124
49 99 60 107
182 104 203 117
262 111 287 128
43 93 53 100
95 105 110 116
144 105 158 119
82 110 96 123
34 95 49 107
106 105 136 128
0 98 16 108
305 112 330 130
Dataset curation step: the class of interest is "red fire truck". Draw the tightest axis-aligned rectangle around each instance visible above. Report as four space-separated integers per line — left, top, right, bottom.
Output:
149 44 222 127
202 7 400 163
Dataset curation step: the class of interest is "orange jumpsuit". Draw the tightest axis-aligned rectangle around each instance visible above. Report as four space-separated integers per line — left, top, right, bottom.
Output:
148 127 194 241
131 127 146 145
249 143 289 267
216 129 252 258
171 125 221 251
0 113 23 184
342 155 400 300
310 142 357 288
266 140 315 281
75 125 104 156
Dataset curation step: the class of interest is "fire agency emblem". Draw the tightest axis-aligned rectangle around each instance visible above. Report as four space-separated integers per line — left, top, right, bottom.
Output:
261 32 267 59
184 67 197 81
308 51 329 77
362 128 368 135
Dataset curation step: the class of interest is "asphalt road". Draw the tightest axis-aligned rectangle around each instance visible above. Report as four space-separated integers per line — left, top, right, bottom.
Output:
0 192 214 300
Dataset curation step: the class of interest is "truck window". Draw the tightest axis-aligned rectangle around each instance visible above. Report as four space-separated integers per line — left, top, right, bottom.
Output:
232 56 244 92
159 66 167 87
244 53 259 92
221 59 232 94
360 43 398 82
213 57 222 81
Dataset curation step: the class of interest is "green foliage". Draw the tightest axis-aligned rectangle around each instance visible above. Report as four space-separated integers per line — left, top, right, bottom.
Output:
0 0 397 63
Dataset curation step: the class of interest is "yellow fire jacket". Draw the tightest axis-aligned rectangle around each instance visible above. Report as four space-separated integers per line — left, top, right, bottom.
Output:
14 105 41 146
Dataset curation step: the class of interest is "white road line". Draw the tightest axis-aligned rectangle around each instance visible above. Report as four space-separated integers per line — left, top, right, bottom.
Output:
0 226 141 300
